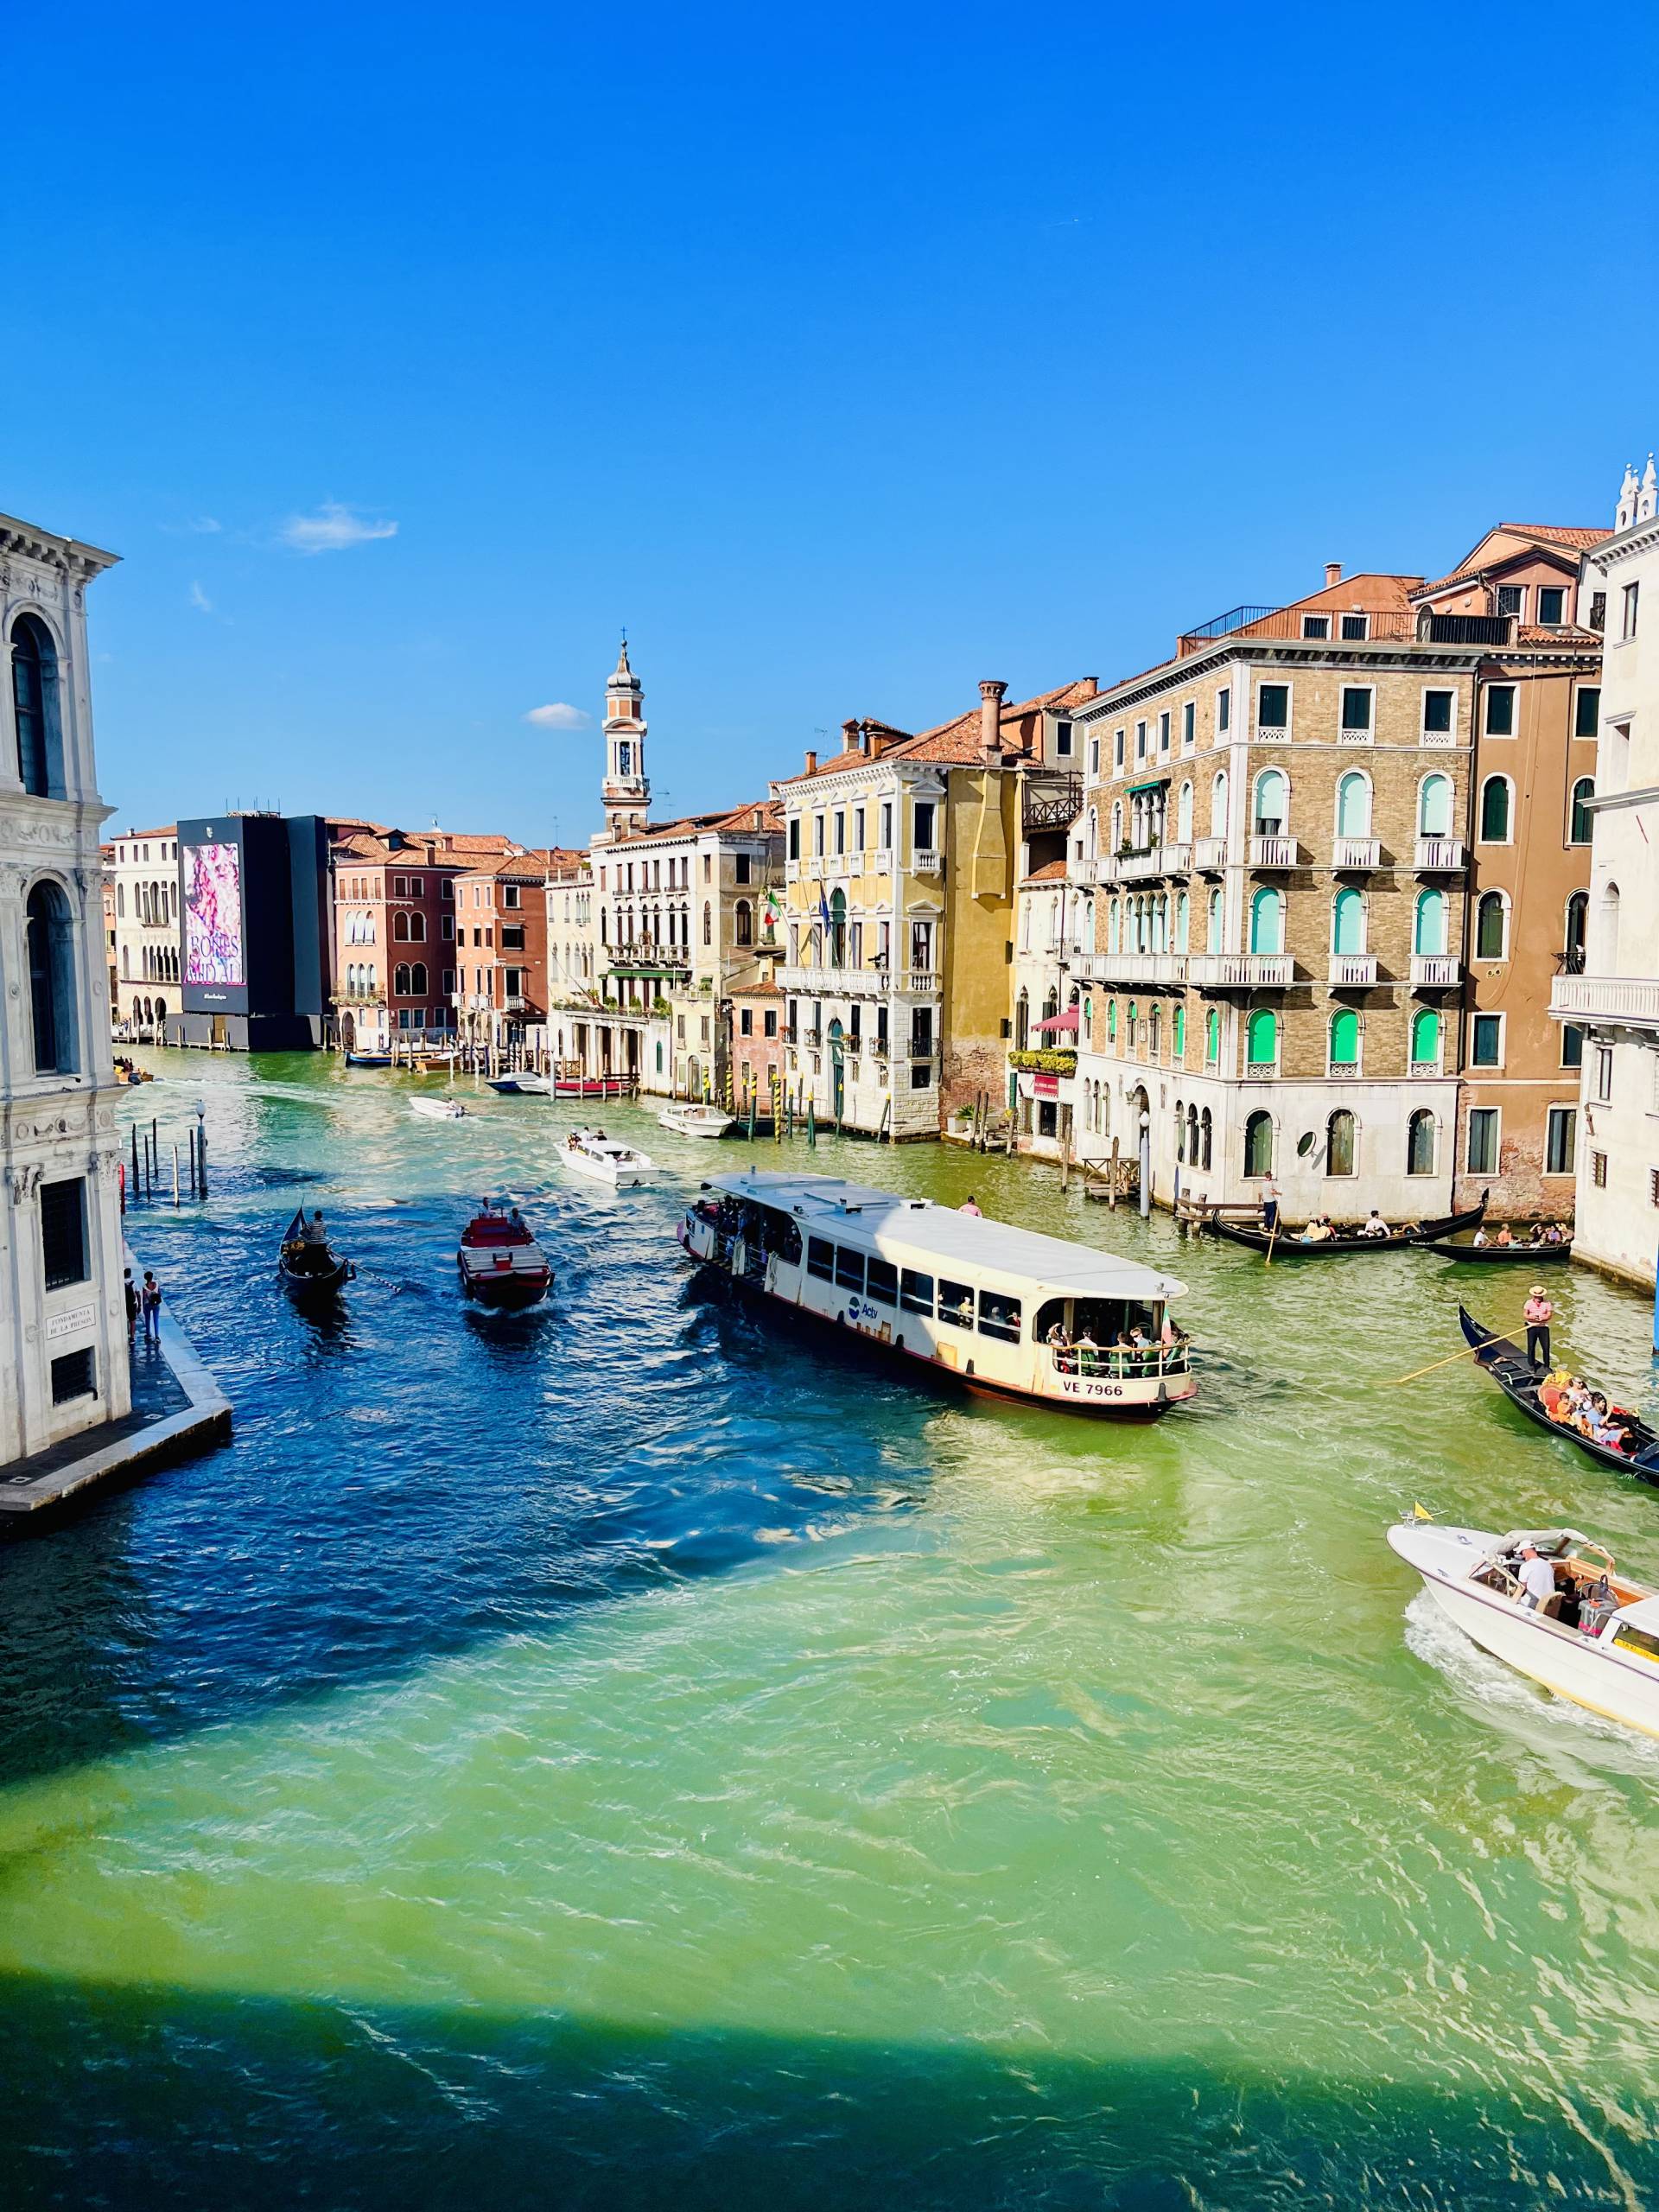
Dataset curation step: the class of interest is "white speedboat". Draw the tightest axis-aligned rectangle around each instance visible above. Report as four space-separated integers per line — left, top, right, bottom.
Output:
1389 1517 1659 1738
658 1103 735 1140
558 1128 659 1188
410 1096 467 1121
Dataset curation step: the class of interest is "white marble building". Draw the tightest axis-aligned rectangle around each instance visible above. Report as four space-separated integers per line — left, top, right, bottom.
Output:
106 823 182 1038
1551 459 1659 1287
0 512 130 1461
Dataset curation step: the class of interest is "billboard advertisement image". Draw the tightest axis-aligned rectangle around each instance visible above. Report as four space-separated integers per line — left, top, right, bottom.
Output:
183 839 245 987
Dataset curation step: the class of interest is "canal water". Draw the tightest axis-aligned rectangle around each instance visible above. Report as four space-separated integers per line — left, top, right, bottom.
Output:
3 1052 1659 2209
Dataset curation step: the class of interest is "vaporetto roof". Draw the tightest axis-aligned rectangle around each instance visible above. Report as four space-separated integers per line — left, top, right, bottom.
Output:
701 1172 1188 1302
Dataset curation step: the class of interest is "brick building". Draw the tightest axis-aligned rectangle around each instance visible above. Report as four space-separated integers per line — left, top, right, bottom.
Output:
330 828 515 1052
452 848 583 1053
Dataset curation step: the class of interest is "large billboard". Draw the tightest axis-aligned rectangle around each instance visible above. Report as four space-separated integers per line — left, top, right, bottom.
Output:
183 839 245 987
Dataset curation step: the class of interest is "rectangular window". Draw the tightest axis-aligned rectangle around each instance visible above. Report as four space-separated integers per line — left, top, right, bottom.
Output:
1181 701 1195 749
1339 613 1370 640
788 817 800 861
938 1279 976 1328
1484 686 1516 736
1090 734 1100 777
880 801 893 849
1466 1108 1499 1174
1257 683 1289 729
1114 727 1126 768
834 1246 865 1294
1054 719 1073 757
1575 686 1601 738
442 969 454 995
50 1348 96 1406
1135 720 1147 760
764 1009 777 1039
1422 689 1453 734
1561 1023 1583 1070
978 1289 1022 1343
502 883 520 909
740 1007 753 1036
912 800 936 853
807 1236 835 1281
813 816 824 856
1624 582 1640 638
1545 1106 1577 1176
1497 585 1523 619
734 851 751 883
442 914 454 939
899 1268 934 1316
703 855 712 884
1471 1014 1503 1066
501 925 525 951
1592 1150 1609 1188
1538 586 1566 626
1300 613 1330 639
40 1178 88 1291
1217 688 1231 734
852 810 864 852
866 1256 898 1306
834 812 845 855
1340 686 1373 732
1594 1046 1614 1103
1158 710 1171 753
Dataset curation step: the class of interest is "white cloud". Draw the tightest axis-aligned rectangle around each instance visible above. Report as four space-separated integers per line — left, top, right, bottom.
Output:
161 514 222 536
524 702 590 729
188 581 213 613
279 501 398 555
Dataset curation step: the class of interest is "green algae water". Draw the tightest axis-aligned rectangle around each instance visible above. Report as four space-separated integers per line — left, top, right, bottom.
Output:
4 1052 1659 2209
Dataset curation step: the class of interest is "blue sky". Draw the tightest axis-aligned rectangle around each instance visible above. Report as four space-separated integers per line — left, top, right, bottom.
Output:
9 2 1658 844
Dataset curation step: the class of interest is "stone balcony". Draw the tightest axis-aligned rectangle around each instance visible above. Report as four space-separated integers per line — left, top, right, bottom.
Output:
1549 975 1659 1031
1189 954 1293 988
1328 954 1378 987
1332 836 1381 870
1248 836 1298 869
1410 955 1461 988
1192 836 1226 873
779 964 938 997
1092 951 1188 986
1414 837 1465 871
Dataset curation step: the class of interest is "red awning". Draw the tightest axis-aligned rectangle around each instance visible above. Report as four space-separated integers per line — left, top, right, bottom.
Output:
1034 1007 1079 1034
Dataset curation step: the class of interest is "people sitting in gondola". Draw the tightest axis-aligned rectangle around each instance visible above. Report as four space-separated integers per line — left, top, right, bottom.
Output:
1543 1221 1567 1245
1299 1217 1333 1243
1527 1221 1548 1245
1493 1224 1514 1248
1359 1209 1389 1239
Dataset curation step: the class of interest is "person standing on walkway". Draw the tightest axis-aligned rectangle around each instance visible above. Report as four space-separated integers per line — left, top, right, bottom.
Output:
1523 1286 1554 1372
141 1269 162 1344
124 1267 139 1342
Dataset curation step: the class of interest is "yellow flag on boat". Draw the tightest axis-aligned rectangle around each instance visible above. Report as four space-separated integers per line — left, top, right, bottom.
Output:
1412 1502 1435 1522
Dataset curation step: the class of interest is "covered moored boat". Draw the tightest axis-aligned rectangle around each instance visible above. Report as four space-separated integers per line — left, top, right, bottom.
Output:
456 1199 553 1310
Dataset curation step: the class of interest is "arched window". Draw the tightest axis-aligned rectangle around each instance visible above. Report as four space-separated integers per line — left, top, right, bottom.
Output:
1253 768 1287 835
394 963 410 995
1243 1109 1274 1177
1332 887 1364 957
1329 1008 1360 1071
1410 1007 1440 1068
116 882 125 918
1199 1106 1213 1169
1245 1007 1277 1067
26 880 79 1073
1406 1108 1436 1177
1599 882 1621 969
1479 775 1511 842
1476 890 1508 961
1042 986 1059 1027
1110 800 1123 849
410 963 428 996
1185 1102 1198 1161
1210 769 1228 839
1414 888 1447 957
1205 887 1222 953
1326 1109 1357 1178
702 901 713 947
1087 807 1098 859
1249 887 1283 955
1418 773 1452 838
1107 899 1120 955
1127 999 1138 1049
735 899 753 945
1205 1007 1219 1065
829 889 846 967
1570 778 1595 844
1564 890 1588 968
408 912 426 942
393 911 410 941
1176 782 1193 842
1174 890 1188 948
1015 989 1029 1051
1107 1000 1116 1044
155 997 167 1024
1335 771 1371 839
11 614 63 798
1149 1004 1162 1058
1173 1005 1185 1059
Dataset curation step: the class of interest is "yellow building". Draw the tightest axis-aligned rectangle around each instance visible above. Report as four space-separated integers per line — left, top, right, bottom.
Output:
773 678 1096 1138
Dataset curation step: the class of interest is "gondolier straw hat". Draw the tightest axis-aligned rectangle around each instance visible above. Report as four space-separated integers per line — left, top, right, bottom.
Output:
1530 1284 1545 1295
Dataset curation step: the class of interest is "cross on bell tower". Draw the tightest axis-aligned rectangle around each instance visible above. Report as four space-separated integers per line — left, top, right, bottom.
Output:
601 637 651 841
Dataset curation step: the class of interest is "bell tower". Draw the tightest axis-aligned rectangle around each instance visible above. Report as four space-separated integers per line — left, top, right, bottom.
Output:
601 638 651 840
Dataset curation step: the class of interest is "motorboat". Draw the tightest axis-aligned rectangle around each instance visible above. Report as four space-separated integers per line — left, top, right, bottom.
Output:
658 1103 735 1140
553 1074 636 1100
345 1051 393 1068
456 1198 553 1310
1389 1516 1659 1738
277 1207 353 1300
410 1096 467 1121
558 1128 659 1188
678 1169 1196 1418
488 1075 554 1096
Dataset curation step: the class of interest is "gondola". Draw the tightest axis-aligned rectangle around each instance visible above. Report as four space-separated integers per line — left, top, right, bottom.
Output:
1420 1236 1573 1262
1203 1191 1486 1256
277 1207 353 1300
1458 1306 1659 1480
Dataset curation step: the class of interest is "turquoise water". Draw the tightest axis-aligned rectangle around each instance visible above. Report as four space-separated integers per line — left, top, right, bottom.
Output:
3 1051 1659 2208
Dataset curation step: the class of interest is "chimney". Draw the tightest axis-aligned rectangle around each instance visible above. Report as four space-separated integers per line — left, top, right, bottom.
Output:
1325 562 1342 589
979 679 1008 764
804 747 817 776
860 721 874 758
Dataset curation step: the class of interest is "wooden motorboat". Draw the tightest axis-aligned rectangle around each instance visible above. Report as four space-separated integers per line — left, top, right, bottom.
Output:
1458 1307 1659 1480
488 1075 554 1096
345 1051 393 1068
557 1128 659 1188
1203 1191 1487 1255
658 1103 736 1139
553 1075 636 1100
410 1096 467 1121
1421 1235 1572 1262
457 1199 552 1310
278 1208 353 1300
1389 1516 1659 1738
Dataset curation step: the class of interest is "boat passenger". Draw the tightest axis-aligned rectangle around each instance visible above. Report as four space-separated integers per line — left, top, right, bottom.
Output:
1544 1222 1567 1245
959 1194 983 1217
1528 1221 1548 1246
1300 1217 1332 1243
1359 1209 1389 1239
1075 1327 1099 1376
1494 1224 1514 1248
1516 1545 1557 1612
1471 1225 1489 1248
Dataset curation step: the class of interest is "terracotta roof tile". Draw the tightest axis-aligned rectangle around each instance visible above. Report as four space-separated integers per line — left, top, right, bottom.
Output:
777 680 1096 786
1500 523 1611 550
1020 858 1071 885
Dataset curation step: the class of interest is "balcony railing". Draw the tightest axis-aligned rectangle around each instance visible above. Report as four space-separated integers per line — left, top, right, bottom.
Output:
1095 951 1188 986
1158 841 1192 874
1332 836 1380 870
900 969 939 994
1023 774 1082 834
1189 954 1293 988
1414 837 1465 871
1549 975 1659 1029
1328 954 1378 987
1115 847 1164 881
912 849 943 875
1327 1058 1360 1079
1411 955 1460 987
1255 723 1289 744
1420 723 1459 748
1192 836 1226 873
1408 1056 1444 1077
1176 604 1514 658
1249 835 1297 868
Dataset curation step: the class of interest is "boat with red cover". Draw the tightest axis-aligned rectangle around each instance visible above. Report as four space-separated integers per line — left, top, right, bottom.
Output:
456 1199 553 1310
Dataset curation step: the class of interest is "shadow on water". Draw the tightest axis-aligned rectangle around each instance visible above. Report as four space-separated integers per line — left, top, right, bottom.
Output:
2 1971 1651 2212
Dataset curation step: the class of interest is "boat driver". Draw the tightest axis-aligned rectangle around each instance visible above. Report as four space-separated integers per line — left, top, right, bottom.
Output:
1516 1545 1557 1612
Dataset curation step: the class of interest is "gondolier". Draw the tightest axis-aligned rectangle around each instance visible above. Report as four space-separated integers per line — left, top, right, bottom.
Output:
1523 1286 1554 1371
